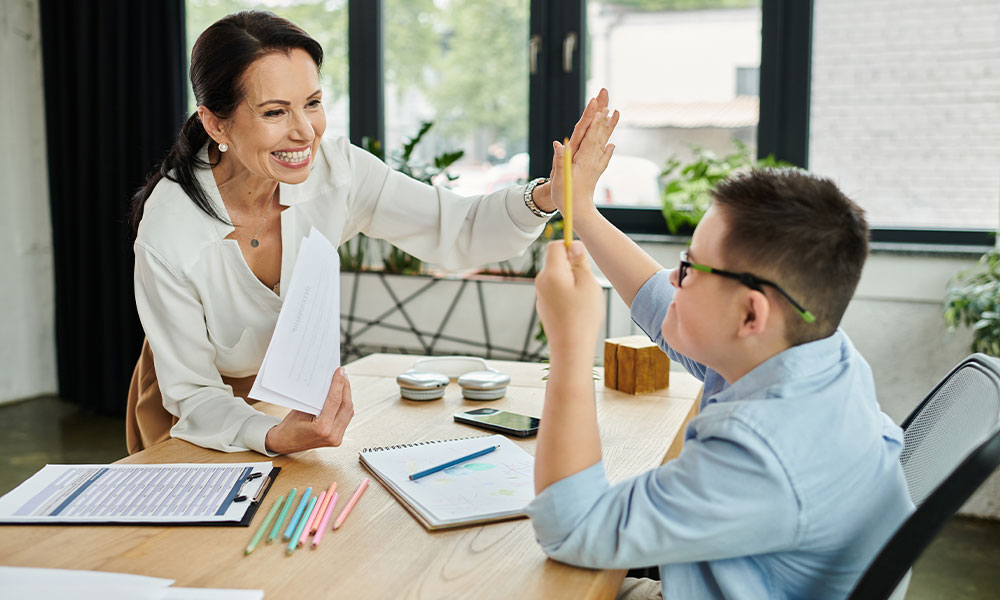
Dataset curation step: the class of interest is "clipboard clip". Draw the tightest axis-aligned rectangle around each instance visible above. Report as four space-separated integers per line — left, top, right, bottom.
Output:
233 471 265 503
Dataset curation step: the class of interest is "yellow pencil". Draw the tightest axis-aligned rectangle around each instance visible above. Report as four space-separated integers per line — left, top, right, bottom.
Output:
563 138 572 249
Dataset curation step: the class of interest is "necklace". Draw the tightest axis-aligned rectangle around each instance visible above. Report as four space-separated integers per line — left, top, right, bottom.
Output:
248 196 273 248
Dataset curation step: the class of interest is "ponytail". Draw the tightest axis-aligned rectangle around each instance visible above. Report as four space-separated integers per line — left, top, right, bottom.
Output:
129 113 229 239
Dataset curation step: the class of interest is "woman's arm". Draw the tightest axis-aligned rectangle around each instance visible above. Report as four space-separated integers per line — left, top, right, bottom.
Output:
134 243 281 454
347 144 548 271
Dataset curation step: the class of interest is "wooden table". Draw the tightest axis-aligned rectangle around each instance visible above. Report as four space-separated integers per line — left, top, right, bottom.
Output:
0 354 701 599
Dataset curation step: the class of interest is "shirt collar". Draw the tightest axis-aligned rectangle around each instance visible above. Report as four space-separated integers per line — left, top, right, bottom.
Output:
708 329 849 405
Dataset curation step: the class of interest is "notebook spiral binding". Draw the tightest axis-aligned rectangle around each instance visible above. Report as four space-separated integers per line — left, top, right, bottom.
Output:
361 434 489 454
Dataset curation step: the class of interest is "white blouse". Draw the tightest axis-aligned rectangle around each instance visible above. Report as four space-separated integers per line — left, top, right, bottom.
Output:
134 136 547 454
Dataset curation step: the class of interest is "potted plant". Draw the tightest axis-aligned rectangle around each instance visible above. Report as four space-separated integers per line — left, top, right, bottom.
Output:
943 248 1000 357
660 140 788 234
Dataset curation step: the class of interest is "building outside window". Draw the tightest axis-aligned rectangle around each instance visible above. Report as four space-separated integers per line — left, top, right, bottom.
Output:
810 0 1000 231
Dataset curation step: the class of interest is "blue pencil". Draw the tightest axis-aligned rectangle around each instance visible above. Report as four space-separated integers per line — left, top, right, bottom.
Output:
282 486 312 540
286 496 316 555
409 445 500 480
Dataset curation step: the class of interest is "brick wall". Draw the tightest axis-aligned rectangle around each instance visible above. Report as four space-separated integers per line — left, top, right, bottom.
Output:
809 0 1000 229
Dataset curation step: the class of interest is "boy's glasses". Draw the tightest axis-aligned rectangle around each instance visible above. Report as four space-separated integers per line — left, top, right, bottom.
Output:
678 250 816 324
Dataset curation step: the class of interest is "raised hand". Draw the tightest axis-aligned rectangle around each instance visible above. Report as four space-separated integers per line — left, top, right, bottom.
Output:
264 367 355 454
533 88 620 214
535 241 604 358
549 103 617 223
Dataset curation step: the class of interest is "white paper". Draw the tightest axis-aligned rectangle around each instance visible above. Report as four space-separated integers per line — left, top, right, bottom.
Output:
164 589 265 600
360 435 535 528
0 567 173 600
249 227 341 415
0 568 264 600
0 462 271 523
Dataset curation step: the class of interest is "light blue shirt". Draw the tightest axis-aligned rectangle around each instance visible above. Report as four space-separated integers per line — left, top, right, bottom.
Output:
527 269 914 599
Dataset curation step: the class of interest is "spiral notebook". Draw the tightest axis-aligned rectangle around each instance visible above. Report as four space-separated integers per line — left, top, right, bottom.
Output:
359 434 535 530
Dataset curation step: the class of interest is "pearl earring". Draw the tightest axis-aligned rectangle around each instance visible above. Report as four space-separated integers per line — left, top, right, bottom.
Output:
219 142 229 152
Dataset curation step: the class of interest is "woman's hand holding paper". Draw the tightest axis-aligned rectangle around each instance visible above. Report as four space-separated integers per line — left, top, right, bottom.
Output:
264 367 355 454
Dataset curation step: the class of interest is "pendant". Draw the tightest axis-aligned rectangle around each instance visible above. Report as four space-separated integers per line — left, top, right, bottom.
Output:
250 238 259 248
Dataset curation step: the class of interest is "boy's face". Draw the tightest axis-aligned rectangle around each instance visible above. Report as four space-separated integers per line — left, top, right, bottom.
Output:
662 206 742 367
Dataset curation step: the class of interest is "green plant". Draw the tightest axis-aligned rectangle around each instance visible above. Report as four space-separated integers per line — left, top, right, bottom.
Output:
943 249 1000 356
338 122 464 274
660 140 788 234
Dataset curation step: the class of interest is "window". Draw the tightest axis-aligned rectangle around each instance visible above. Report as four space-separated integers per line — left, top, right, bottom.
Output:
735 66 759 97
186 0 996 244
586 0 762 208
810 0 1000 233
383 0 529 195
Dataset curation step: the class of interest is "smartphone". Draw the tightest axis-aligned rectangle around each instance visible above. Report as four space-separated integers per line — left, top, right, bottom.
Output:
454 407 540 437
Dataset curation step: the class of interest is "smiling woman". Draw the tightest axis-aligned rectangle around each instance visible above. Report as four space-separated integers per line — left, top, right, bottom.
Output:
126 10 614 458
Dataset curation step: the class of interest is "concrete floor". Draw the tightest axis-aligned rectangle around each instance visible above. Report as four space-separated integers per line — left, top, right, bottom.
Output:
1 395 998 598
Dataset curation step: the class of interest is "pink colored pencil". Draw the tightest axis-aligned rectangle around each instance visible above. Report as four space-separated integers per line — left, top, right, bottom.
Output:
297 491 325 547
311 482 337 534
333 478 370 530
311 491 339 548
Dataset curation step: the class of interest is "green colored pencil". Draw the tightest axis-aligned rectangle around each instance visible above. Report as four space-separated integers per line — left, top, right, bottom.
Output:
286 497 316 555
245 495 284 555
267 488 296 544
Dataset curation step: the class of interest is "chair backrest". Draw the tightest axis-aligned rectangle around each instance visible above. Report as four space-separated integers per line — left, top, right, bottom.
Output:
848 426 1000 599
848 353 1000 599
899 353 1000 506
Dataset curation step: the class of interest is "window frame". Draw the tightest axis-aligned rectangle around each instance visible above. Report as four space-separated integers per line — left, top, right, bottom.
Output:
345 0 997 247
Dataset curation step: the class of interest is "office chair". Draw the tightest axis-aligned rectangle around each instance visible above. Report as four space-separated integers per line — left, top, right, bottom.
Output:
848 353 1000 599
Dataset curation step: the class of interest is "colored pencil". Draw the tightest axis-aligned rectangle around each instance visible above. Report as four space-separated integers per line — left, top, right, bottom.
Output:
408 445 499 481
245 495 283 555
297 491 324 547
311 491 339 548
311 481 337 534
267 487 296 544
282 486 312 541
563 137 572 249
333 478 370 530
286 496 316 555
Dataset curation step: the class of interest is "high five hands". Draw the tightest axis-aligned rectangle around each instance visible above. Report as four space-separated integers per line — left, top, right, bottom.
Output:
533 88 620 214
550 88 620 222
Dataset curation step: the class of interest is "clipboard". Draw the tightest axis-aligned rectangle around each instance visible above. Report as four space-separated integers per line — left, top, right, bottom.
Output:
207 466 282 528
0 463 281 527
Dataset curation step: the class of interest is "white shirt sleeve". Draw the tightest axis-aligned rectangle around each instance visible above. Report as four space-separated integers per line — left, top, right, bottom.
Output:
343 143 550 271
133 242 280 455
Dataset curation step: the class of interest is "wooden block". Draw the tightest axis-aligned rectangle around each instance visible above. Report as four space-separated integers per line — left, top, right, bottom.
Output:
603 339 619 389
605 335 670 394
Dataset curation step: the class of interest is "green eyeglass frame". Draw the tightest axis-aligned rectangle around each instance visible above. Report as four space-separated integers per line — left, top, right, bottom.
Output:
678 250 816 324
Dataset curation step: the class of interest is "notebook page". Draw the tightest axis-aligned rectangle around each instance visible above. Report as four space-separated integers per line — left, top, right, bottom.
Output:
361 435 534 526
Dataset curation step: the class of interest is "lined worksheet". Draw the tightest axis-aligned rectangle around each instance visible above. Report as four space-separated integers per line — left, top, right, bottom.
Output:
249 227 341 415
0 462 272 523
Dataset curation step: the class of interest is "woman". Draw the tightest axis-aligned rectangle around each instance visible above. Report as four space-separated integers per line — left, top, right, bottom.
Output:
127 10 611 456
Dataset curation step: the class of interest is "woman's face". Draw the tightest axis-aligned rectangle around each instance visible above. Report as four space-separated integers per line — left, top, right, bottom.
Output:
220 48 326 184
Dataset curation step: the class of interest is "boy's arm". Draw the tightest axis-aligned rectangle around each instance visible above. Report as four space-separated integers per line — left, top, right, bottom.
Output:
549 89 664 309
533 240 605 492
576 212 663 309
527 419 799 569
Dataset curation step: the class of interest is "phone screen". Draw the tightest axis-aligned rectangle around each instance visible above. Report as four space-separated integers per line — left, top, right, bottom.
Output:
455 408 540 436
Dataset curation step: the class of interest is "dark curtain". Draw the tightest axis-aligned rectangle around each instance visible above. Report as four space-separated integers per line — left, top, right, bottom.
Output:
39 0 187 414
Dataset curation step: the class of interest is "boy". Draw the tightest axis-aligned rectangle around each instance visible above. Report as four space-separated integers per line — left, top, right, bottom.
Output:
528 106 913 599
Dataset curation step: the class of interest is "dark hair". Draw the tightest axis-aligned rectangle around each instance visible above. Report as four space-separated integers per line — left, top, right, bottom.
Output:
129 11 323 237
711 168 869 346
